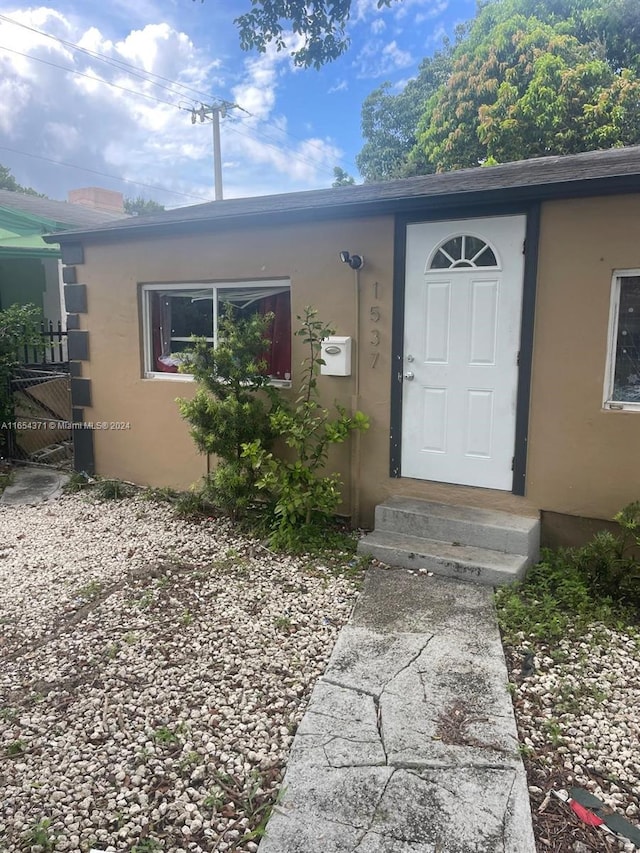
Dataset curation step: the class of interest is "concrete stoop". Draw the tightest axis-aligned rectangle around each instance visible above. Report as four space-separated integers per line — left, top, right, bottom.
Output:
358 497 540 586
259 569 536 853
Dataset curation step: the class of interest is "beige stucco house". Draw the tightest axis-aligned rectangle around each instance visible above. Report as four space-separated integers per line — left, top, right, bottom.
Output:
46 146 640 547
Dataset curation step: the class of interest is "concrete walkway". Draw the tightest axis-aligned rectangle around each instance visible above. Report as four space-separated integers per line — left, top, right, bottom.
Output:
0 465 68 506
260 567 535 853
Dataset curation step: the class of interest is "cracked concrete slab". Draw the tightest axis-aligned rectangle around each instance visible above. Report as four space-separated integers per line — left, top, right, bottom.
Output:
290 681 387 768
259 568 535 853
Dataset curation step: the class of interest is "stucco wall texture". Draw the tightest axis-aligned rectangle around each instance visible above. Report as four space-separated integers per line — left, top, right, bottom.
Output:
75 195 640 526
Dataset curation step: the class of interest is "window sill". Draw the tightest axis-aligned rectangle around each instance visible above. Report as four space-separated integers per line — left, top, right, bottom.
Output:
603 401 640 412
143 372 292 389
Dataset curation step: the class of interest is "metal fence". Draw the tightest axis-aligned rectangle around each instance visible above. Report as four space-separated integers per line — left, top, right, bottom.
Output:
4 366 72 465
20 320 68 365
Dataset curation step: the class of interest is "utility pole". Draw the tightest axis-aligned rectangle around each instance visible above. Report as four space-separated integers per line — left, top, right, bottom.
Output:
190 101 237 200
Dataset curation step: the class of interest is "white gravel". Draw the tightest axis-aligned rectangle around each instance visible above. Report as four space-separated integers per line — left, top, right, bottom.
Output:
0 494 360 852
508 627 640 852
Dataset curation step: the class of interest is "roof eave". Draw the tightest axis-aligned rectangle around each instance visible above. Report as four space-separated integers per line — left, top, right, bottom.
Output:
44 172 640 246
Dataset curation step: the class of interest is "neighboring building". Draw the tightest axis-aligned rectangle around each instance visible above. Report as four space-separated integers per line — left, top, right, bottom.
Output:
44 146 640 548
0 189 126 326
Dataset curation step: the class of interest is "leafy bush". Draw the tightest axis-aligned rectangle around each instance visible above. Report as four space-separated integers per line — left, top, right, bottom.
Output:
496 503 640 644
177 304 278 517
0 304 41 450
243 307 369 550
177 304 369 548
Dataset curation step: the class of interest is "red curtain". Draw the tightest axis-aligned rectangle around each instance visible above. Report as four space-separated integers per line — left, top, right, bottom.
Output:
259 292 291 379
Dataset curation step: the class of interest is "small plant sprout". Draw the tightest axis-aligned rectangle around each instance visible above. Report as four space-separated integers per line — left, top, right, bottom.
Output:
7 739 25 756
20 817 55 851
76 578 104 601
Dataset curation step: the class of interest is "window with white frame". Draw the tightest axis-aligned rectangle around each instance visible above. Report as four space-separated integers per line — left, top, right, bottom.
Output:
604 271 640 409
141 280 291 382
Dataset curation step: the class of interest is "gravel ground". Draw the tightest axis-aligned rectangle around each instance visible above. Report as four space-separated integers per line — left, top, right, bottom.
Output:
505 627 640 853
0 494 361 853
3 490 640 853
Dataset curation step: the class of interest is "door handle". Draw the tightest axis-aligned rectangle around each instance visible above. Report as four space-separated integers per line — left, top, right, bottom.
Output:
404 371 414 381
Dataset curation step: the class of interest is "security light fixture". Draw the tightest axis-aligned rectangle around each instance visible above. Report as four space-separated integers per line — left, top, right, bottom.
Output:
339 251 364 270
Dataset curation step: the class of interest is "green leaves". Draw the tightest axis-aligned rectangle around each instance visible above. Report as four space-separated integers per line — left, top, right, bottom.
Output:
234 0 353 69
243 306 369 549
359 0 640 178
178 303 369 545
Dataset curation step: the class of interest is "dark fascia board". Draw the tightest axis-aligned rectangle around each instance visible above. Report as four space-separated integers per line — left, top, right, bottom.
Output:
0 246 61 259
44 172 640 247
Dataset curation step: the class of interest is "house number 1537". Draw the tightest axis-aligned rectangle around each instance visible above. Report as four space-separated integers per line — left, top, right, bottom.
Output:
370 281 382 368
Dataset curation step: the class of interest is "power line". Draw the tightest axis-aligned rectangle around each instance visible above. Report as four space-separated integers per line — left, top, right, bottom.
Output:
0 12 358 174
0 12 225 107
0 44 183 110
0 145 213 203
1 44 343 178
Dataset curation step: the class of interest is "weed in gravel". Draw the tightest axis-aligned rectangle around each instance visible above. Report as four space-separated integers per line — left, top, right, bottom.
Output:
518 743 535 759
135 591 155 610
180 609 193 626
152 726 180 746
141 486 180 504
20 818 55 851
131 840 162 853
62 471 91 493
105 642 120 659
495 547 638 644
203 785 225 810
0 706 18 722
6 739 25 755
179 750 201 774
75 578 104 601
541 719 565 747
94 478 136 500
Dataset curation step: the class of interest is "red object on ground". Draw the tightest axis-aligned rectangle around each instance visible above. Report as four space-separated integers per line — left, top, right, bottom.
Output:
570 801 605 827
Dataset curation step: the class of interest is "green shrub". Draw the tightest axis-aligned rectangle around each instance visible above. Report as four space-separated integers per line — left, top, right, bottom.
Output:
0 304 41 452
496 503 640 644
177 304 278 517
243 307 369 550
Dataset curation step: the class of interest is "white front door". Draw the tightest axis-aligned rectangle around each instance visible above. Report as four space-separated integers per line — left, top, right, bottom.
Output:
401 215 526 490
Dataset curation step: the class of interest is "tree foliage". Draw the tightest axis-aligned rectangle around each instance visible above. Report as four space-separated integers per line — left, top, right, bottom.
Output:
357 50 452 181
332 166 356 187
0 304 41 449
357 0 640 178
177 305 278 516
124 196 165 215
234 0 395 69
0 164 44 196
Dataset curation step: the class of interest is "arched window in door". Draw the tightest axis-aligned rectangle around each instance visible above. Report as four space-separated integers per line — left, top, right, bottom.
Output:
428 235 499 270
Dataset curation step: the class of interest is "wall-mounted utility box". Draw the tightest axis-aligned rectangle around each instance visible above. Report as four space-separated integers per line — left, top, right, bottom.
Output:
321 336 352 376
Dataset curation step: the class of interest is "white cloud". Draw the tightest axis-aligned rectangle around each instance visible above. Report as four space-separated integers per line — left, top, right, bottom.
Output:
414 1 450 23
395 0 450 21
0 9 342 204
371 19 387 35
328 79 348 93
354 38 415 78
382 40 413 68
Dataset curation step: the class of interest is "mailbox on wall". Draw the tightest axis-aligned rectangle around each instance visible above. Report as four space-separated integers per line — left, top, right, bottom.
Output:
320 336 352 376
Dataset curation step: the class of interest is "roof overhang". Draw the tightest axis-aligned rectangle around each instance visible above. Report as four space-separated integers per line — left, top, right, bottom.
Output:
42 147 640 247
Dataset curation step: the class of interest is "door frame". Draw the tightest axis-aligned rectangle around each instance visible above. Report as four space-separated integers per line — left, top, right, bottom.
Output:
389 202 541 496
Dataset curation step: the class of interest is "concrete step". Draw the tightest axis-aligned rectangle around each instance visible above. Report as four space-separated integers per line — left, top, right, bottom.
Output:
375 497 539 560
357 529 529 586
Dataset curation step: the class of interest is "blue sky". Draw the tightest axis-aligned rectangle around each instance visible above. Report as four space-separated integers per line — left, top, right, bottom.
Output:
0 0 474 206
